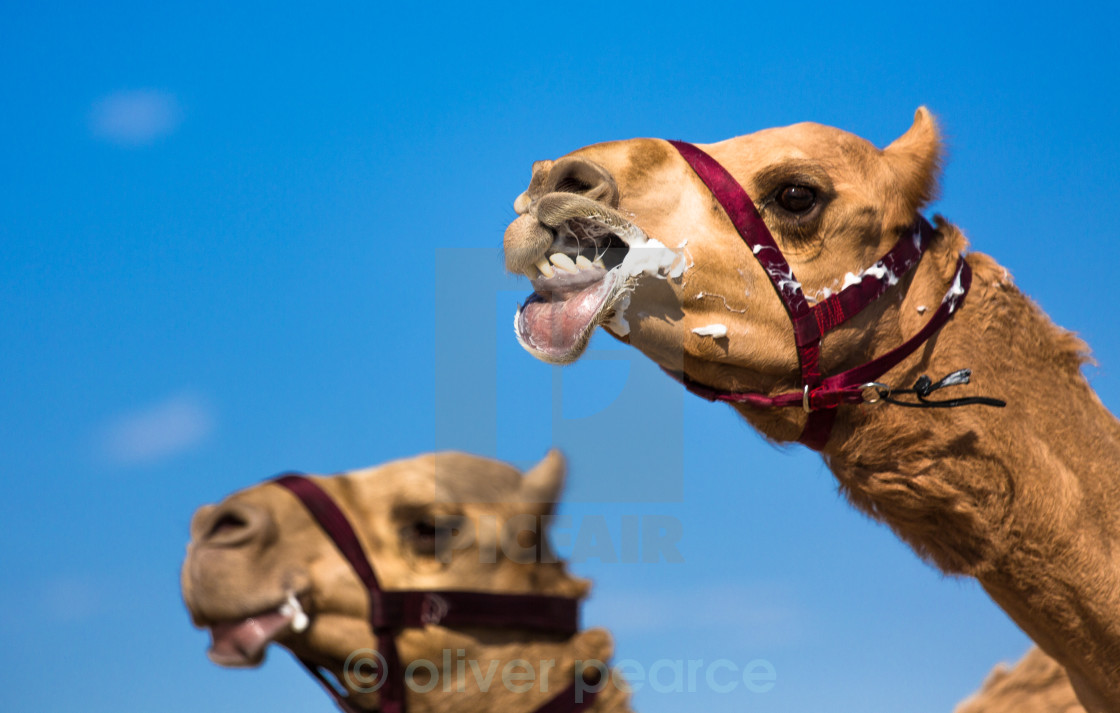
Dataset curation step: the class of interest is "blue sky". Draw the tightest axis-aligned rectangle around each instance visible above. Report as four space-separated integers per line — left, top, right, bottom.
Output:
2 1 1119 711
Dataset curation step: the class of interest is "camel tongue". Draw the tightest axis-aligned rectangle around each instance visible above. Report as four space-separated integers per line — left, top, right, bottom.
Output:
518 278 616 361
208 609 293 667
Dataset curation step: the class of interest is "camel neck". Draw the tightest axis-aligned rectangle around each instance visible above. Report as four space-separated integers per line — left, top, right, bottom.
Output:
820 249 1120 703
825 250 1120 568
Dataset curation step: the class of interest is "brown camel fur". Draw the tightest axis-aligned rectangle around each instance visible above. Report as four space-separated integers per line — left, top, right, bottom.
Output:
503 110 1120 710
956 647 1082 713
181 451 631 713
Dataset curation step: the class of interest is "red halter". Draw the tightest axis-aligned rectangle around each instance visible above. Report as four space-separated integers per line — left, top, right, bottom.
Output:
667 140 978 450
273 474 602 713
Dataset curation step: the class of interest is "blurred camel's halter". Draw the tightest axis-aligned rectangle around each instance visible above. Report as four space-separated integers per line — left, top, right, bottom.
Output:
666 140 1004 450
273 474 603 713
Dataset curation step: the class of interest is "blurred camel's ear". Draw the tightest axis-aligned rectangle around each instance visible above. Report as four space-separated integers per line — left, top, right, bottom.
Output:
519 450 566 515
884 107 942 209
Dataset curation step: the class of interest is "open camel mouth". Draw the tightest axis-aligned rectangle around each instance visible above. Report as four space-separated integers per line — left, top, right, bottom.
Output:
514 211 685 364
206 591 310 667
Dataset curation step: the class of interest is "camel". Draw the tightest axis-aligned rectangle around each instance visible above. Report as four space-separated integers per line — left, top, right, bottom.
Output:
181 451 629 713
502 109 1120 710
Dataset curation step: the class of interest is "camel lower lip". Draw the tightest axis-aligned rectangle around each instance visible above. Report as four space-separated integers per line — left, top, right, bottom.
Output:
207 605 299 667
516 272 621 364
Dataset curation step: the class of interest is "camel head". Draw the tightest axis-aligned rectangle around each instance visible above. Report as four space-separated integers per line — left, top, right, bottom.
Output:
182 450 613 712
505 110 952 435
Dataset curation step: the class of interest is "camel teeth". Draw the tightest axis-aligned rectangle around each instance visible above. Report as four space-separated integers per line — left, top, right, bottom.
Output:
575 255 594 270
523 264 540 279
549 253 579 274
535 258 555 278
593 257 606 269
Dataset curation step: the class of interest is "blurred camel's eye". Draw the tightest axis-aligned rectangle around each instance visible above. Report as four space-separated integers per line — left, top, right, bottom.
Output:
404 517 462 556
412 521 438 545
776 185 816 213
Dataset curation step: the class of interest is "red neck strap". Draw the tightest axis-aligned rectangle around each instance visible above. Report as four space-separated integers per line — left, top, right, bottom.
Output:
666 140 972 450
273 474 599 713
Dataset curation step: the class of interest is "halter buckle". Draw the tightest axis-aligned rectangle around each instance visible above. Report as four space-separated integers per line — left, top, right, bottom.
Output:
861 382 889 405
802 384 812 412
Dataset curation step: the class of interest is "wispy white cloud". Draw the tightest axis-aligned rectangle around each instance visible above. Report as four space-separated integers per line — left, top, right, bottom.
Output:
89 89 182 146
98 391 213 466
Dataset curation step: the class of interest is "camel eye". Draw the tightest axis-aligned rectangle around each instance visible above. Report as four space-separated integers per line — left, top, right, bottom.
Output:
412 521 438 542
403 517 461 556
776 185 816 214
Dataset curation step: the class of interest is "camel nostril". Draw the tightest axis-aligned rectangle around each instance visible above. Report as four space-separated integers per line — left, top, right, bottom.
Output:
554 175 594 194
198 502 269 547
546 158 619 207
207 512 248 539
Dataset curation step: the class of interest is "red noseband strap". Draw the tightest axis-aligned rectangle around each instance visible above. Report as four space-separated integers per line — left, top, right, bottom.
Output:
666 140 974 450
272 473 597 713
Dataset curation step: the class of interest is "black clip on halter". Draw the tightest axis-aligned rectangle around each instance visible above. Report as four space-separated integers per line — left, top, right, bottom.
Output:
863 369 1007 409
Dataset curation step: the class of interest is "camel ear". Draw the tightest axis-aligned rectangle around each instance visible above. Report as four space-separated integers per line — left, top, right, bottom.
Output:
884 107 942 208
519 449 566 514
